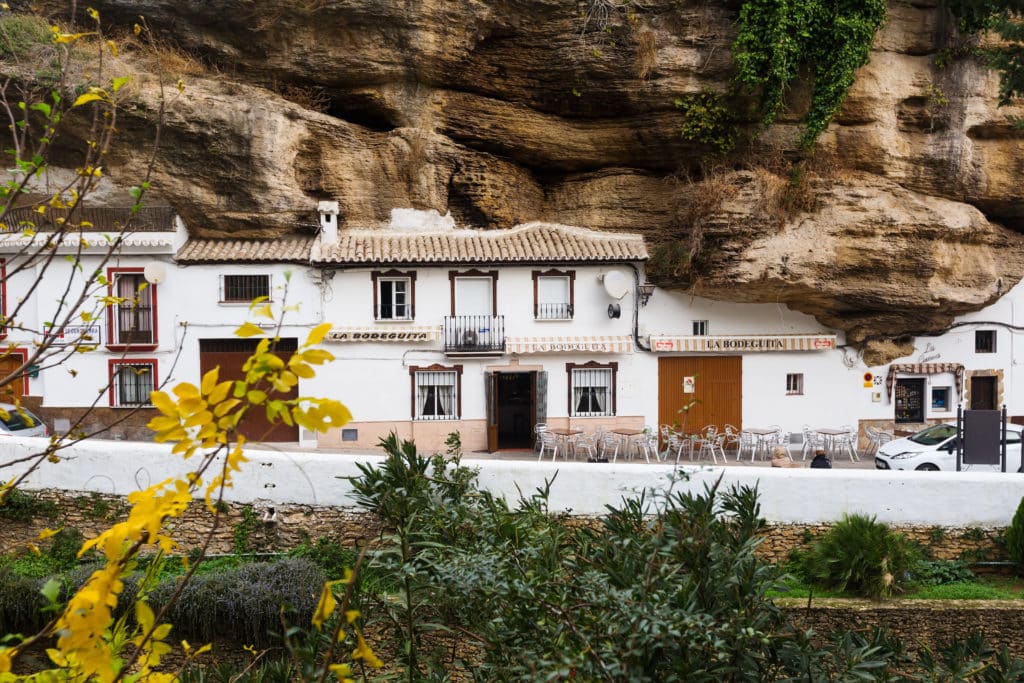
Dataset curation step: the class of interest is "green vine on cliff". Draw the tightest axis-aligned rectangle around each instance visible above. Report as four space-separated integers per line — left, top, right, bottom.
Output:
944 0 1024 107
732 0 888 147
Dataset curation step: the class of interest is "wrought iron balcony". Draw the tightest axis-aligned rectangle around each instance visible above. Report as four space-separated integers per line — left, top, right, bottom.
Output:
443 315 505 354
535 303 573 320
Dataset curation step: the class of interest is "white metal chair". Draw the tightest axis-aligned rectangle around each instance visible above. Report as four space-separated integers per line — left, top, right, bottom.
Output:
533 423 547 453
723 424 741 457
635 428 658 463
573 432 598 461
837 425 859 462
694 431 725 464
600 431 620 462
538 430 560 461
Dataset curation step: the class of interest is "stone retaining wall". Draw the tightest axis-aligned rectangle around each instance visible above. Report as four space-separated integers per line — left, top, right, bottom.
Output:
0 489 1007 564
783 600 1024 658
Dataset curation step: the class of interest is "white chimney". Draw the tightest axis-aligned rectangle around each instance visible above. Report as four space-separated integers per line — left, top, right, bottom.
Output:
317 200 340 245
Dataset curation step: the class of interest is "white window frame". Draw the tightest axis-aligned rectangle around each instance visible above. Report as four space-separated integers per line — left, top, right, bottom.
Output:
413 370 459 420
931 385 952 412
220 274 271 304
785 373 804 396
569 366 615 417
378 276 413 321
692 320 709 336
535 273 573 320
110 361 156 407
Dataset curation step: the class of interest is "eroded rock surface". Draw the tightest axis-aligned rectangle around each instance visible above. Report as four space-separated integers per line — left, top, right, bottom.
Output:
27 0 1024 359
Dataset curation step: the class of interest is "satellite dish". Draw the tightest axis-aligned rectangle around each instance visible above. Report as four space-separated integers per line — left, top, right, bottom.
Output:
143 262 167 285
602 270 629 300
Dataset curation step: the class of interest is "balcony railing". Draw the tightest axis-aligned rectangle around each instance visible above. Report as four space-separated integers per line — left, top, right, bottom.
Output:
443 315 505 354
0 206 176 233
536 303 573 320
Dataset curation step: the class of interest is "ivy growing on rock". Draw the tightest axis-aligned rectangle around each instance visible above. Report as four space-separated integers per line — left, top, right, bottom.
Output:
732 0 888 147
945 0 1024 106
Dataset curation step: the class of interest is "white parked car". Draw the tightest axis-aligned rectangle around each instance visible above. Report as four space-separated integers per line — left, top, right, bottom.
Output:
0 402 48 438
875 423 1023 472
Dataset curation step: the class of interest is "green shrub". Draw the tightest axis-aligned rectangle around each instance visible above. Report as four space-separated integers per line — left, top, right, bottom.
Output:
0 15 53 59
288 536 354 581
914 559 975 587
799 514 921 598
0 488 57 522
0 569 47 634
1004 496 1024 570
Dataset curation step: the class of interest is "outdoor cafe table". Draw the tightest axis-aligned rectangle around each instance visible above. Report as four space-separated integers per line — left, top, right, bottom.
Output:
548 428 583 457
815 428 849 456
743 428 778 460
611 428 645 461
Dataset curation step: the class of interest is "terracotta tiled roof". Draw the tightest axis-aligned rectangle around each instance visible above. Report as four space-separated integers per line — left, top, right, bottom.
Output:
312 223 648 265
175 235 315 263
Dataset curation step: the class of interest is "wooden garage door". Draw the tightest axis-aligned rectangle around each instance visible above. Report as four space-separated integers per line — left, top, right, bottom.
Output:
199 338 299 443
658 357 742 434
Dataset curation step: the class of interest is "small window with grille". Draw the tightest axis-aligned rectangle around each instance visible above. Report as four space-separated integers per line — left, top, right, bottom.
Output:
692 320 709 336
975 330 996 353
413 368 459 420
221 274 271 303
786 373 804 395
567 362 616 417
109 360 156 407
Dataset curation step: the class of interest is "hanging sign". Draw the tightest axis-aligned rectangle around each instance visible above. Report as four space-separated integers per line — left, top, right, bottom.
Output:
649 334 837 353
683 376 695 394
863 371 873 389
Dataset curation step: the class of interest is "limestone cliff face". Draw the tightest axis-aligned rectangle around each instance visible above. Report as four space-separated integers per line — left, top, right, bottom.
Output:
29 0 1024 360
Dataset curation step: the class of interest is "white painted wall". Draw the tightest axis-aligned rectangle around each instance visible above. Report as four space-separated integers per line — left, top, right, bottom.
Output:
6 435 1024 526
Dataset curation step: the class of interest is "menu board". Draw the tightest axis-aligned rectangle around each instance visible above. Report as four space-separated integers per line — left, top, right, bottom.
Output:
895 378 925 423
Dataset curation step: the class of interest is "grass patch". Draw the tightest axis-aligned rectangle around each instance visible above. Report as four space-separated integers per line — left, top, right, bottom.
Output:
906 581 1021 600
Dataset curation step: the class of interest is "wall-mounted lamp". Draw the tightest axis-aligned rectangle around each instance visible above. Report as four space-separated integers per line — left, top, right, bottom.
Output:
637 283 656 307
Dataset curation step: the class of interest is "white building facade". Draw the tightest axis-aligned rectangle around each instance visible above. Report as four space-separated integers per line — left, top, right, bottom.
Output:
2 203 1022 455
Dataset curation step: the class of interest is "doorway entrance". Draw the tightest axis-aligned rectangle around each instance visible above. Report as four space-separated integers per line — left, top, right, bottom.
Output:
970 375 997 411
486 371 544 451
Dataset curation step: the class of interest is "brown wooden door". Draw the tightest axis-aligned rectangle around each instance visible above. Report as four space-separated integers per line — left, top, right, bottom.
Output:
658 357 742 435
0 354 24 403
199 338 299 443
971 376 997 411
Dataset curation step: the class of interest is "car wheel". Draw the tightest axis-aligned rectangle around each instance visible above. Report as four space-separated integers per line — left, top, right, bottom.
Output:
915 463 940 472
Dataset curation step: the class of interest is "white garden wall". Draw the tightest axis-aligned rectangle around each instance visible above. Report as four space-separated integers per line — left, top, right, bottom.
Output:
5 436 1023 527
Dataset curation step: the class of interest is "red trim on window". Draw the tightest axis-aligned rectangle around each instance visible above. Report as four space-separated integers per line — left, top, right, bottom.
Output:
371 270 417 320
107 358 159 407
106 267 158 351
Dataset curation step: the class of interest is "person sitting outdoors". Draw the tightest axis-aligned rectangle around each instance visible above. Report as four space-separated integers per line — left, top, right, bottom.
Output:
770 445 803 468
809 449 832 469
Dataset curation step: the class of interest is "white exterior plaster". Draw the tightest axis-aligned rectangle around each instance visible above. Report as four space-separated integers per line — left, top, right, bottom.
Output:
5 435 1023 527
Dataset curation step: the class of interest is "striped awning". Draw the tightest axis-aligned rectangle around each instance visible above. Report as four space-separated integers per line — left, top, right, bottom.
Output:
506 335 634 354
885 363 965 396
648 334 837 353
325 326 441 343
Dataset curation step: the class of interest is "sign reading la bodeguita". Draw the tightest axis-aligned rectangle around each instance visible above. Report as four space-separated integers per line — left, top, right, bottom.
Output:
649 334 837 353
327 328 438 343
